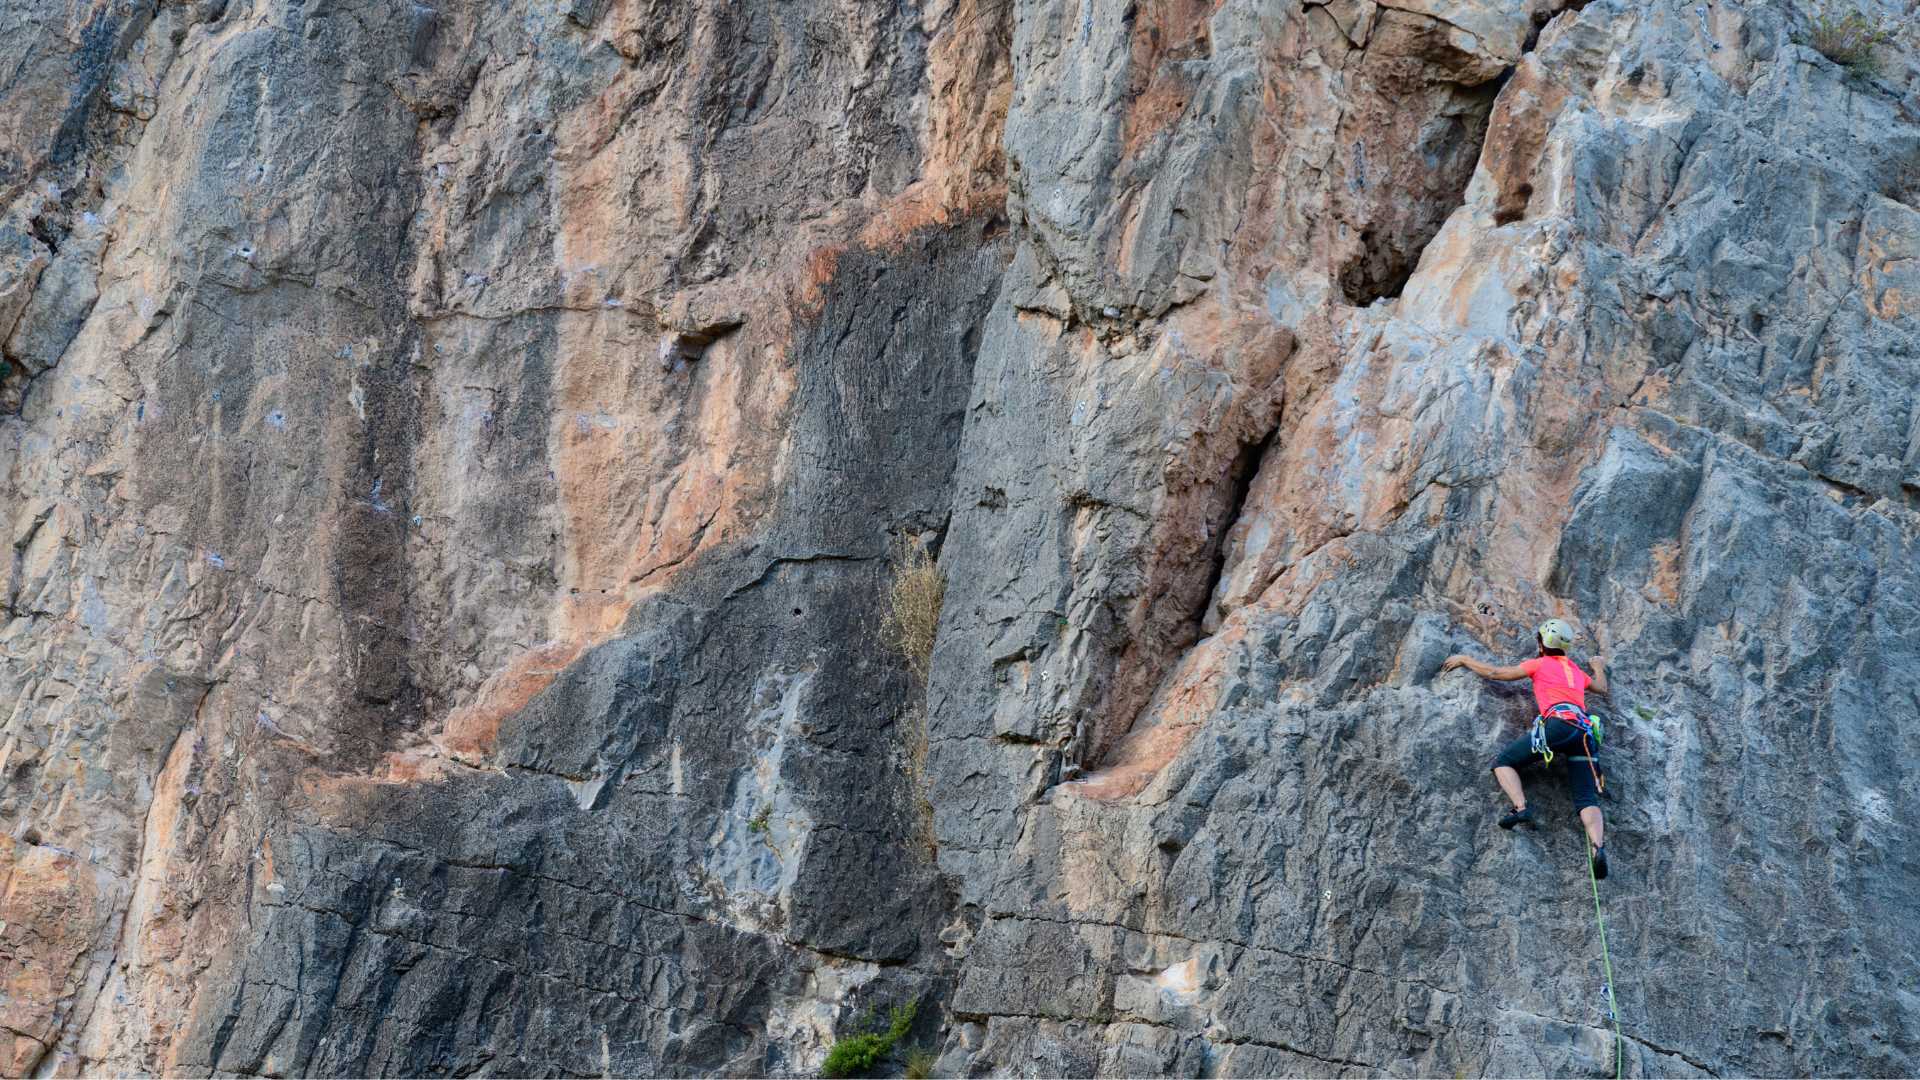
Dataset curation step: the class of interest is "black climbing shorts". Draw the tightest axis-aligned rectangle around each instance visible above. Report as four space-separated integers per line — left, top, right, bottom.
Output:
1492 718 1604 811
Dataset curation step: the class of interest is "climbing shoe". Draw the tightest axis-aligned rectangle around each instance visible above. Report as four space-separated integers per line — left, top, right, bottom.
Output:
1498 806 1534 830
1590 844 1609 880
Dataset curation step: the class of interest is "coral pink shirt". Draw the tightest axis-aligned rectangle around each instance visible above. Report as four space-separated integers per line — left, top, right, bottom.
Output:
1521 655 1590 715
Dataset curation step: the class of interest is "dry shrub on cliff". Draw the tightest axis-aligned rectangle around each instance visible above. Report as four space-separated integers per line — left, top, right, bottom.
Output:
903 1046 937 1079
901 702 937 858
883 536 945 683
1805 3 1902 72
883 536 945 852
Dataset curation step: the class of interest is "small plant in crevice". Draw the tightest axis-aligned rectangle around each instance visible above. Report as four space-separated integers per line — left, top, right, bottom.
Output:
903 1045 937 1080
881 534 945 685
821 1001 918 1079
820 1030 889 1080
1803 3 1902 73
747 804 781 856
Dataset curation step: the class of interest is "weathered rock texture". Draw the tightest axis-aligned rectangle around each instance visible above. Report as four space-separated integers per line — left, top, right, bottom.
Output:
2 0 1917 1076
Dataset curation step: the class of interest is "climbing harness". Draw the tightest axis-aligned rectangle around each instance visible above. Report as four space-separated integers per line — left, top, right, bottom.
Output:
1588 830 1624 1078
1531 701 1607 795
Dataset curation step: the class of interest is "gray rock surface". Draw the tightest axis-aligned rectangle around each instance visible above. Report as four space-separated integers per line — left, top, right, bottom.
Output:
1 0 1916 1077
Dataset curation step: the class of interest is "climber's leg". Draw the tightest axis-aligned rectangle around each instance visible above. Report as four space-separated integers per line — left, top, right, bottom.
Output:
1580 806 1606 848
1490 736 1535 827
1494 766 1526 812
1570 765 1605 841
1568 755 1608 878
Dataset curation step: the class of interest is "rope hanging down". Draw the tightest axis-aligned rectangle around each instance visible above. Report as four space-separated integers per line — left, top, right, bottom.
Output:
1575 726 1622 1078
1588 832 1624 1079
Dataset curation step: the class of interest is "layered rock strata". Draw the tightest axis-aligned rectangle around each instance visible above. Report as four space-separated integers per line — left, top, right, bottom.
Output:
2 1 1916 1077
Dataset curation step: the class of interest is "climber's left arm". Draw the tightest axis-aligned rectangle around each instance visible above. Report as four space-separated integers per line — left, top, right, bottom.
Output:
1442 655 1533 682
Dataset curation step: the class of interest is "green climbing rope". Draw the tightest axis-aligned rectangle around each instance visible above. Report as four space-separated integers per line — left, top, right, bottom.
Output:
1588 837 1624 1079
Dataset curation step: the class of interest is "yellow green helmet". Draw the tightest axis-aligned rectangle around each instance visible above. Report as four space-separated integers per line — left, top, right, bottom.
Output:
1536 618 1575 650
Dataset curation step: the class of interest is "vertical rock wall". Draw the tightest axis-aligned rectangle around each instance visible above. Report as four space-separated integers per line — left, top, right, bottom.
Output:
1 0 1915 1077
932 2 1920 1075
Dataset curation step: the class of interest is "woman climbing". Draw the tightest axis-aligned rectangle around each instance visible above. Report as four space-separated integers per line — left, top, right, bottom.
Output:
1442 618 1611 879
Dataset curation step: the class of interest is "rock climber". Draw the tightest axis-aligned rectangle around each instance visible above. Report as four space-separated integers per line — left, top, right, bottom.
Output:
1442 618 1611 879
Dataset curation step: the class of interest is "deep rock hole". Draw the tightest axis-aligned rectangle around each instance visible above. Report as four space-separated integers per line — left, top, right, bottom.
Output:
1336 62 1512 306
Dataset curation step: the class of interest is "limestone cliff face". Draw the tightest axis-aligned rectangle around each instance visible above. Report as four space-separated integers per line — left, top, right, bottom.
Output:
2 0 1915 1076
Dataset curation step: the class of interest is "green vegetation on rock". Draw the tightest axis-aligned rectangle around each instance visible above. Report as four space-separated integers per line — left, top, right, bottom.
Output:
821 1002 918 1079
